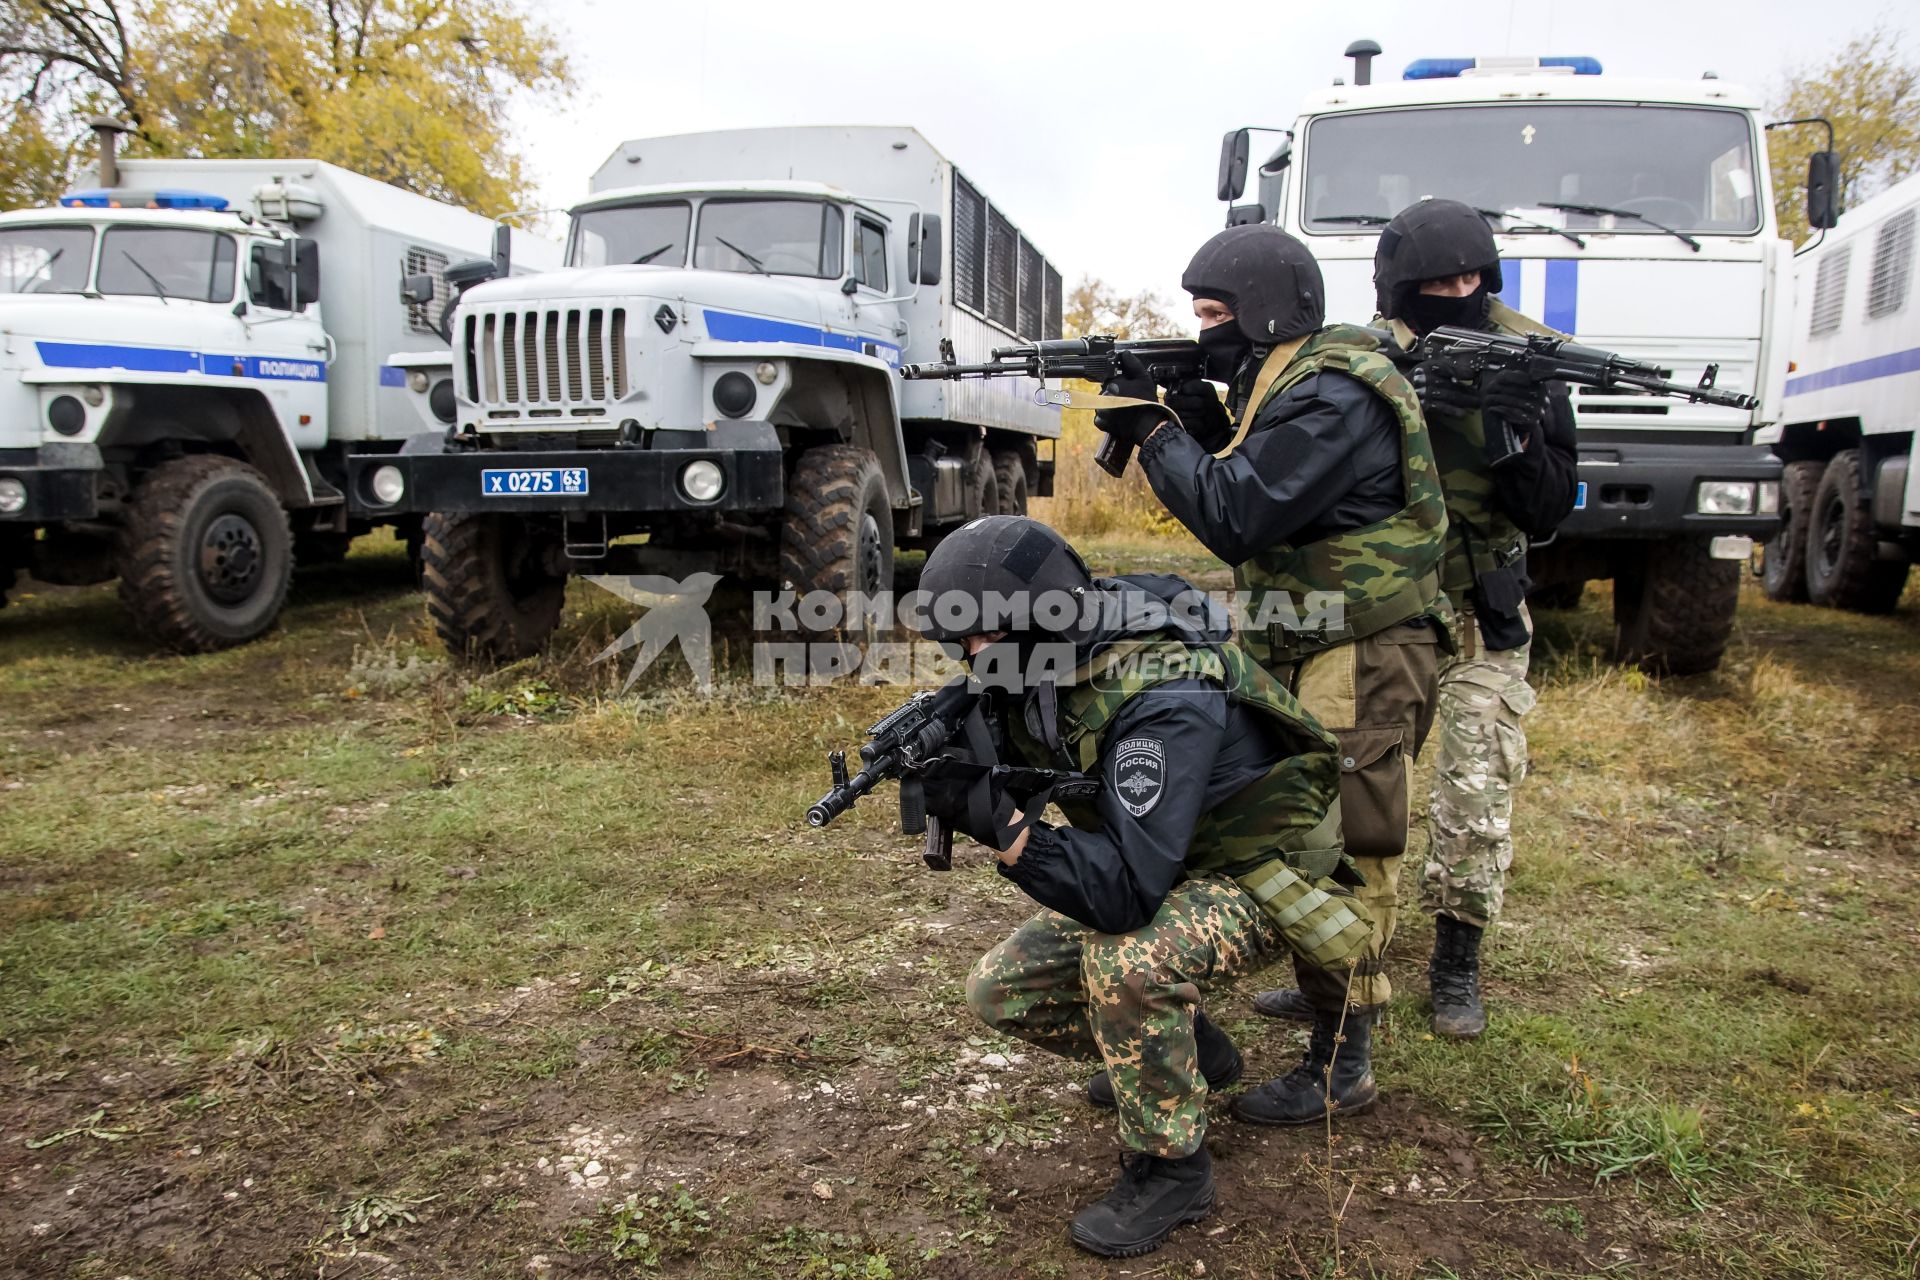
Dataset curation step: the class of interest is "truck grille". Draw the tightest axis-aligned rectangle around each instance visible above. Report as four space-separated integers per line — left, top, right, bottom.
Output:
463 307 628 412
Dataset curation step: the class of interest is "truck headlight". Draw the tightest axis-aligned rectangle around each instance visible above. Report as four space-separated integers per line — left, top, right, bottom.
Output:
370 465 406 506
407 370 430 393
1696 481 1756 515
754 361 779 385
680 460 724 503
712 371 757 418
0 477 25 514
47 395 86 436
429 379 457 423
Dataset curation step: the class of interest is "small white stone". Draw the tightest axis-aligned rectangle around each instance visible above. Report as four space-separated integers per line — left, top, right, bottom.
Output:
567 1172 585 1187
28 1224 49 1238
187 1146 202 1156
535 1157 550 1170
818 1082 836 1095
980 1052 1009 1069
582 1161 603 1178
224 1191 240 1200
585 1176 610 1189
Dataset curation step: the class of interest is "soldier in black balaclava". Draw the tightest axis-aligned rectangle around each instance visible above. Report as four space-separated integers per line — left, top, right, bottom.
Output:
1089 224 1451 1132
1251 198 1578 1042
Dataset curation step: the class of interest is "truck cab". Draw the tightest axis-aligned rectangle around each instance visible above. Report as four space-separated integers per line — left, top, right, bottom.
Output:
360 127 1064 662
1228 50 1807 673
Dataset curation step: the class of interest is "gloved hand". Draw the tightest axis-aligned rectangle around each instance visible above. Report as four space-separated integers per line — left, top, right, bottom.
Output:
1093 351 1170 446
919 757 1015 847
1410 362 1478 421
1164 377 1233 452
1481 369 1549 431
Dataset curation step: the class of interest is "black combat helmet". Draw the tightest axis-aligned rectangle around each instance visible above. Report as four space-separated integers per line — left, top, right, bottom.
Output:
1374 198 1503 322
915 516 1094 644
1181 224 1326 344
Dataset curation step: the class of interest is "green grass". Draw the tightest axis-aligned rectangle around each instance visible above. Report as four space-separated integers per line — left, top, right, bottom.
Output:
2 535 1918 1277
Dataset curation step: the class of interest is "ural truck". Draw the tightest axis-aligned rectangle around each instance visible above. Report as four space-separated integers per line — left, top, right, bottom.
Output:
1218 45 1839 674
352 126 1063 660
0 124 558 651
1758 170 1919 612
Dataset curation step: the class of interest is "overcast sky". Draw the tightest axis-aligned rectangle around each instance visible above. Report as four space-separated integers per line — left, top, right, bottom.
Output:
512 0 1913 312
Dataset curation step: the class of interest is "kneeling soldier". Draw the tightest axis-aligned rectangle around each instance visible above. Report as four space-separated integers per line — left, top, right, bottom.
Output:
911 516 1369 1258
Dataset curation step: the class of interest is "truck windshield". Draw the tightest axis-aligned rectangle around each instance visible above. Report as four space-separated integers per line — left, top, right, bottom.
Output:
1302 104 1759 235
97 228 236 303
569 200 691 268
0 226 95 294
694 199 844 278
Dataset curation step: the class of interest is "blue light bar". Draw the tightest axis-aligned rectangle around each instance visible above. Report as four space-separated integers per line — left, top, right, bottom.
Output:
59 188 230 211
1403 55 1603 80
1404 58 1475 80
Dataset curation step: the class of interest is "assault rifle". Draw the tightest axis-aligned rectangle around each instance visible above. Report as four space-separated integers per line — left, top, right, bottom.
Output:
806 676 1091 870
900 336 1205 478
1381 325 1761 468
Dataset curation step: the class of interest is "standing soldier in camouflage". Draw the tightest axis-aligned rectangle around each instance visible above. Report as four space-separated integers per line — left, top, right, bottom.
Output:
909 516 1364 1258
1094 225 1448 1123
1378 199 1581 1036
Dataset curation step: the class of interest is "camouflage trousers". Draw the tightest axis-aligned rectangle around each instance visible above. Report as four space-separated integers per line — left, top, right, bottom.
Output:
966 877 1285 1157
1420 607 1535 928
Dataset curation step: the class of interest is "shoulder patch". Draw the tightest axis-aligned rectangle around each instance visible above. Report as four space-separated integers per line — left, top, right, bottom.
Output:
1112 736 1166 818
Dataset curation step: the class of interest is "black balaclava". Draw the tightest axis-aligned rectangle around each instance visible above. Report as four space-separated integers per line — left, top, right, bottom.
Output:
1193 305 1253 380
1401 284 1491 335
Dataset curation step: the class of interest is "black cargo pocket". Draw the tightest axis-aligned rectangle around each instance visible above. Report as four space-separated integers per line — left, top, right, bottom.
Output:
1334 726 1410 859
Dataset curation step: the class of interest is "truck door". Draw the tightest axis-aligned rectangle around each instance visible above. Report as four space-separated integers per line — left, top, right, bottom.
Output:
839 214 903 368
240 237 329 450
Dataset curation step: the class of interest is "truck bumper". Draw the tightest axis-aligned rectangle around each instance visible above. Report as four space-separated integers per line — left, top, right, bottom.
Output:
345 422 786 519
1557 441 1782 540
0 447 101 521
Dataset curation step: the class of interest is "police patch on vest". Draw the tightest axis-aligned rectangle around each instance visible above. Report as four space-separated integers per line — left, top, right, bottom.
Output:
1113 736 1165 817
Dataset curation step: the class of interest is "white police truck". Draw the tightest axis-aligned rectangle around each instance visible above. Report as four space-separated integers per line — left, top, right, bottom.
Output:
1758 170 1919 613
354 126 1064 660
0 124 558 651
1219 45 1838 674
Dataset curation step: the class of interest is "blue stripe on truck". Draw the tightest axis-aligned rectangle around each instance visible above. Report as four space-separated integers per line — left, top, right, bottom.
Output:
1543 260 1579 334
36 340 328 382
701 309 902 366
1785 344 1920 396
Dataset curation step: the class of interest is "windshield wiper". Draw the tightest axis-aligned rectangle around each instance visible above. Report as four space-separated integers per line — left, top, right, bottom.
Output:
120 250 171 303
19 246 66 292
1541 202 1701 252
1313 213 1391 226
631 243 677 265
1474 208 1586 249
714 236 772 276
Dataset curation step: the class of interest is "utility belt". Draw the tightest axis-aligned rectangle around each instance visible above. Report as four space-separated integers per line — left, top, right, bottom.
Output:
1459 527 1531 653
1222 802 1375 971
1254 566 1442 665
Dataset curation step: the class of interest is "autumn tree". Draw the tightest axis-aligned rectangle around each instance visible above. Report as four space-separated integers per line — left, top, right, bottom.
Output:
0 0 571 214
1769 24 1920 244
1063 275 1191 341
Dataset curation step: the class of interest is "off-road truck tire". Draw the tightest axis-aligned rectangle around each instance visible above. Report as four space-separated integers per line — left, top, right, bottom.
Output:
421 511 567 660
780 445 894 637
1806 449 1909 613
1611 536 1740 675
117 454 294 652
1760 459 1823 603
992 448 1030 517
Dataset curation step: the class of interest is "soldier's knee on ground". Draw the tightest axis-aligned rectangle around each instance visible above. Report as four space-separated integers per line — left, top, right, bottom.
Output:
964 959 1017 1034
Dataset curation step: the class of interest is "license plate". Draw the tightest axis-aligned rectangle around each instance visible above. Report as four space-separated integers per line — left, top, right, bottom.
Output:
481 467 589 497
1573 480 1588 511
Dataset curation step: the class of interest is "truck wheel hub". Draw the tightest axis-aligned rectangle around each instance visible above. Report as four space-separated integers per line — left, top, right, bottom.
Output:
859 512 884 596
201 513 264 603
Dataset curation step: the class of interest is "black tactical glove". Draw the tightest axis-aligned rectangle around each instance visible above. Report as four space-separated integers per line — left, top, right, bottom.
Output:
1481 369 1549 431
1093 351 1170 446
1410 362 1479 421
919 757 1016 848
1163 377 1233 452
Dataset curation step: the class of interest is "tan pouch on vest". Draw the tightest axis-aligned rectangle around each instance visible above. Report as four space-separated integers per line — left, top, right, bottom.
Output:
1233 803 1374 970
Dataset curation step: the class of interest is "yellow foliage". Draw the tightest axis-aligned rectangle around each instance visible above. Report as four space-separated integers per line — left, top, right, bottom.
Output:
0 0 572 214
1768 23 1920 244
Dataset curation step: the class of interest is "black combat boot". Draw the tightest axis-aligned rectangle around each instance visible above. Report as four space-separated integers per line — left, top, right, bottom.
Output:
1429 915 1487 1039
1068 1146 1214 1258
1250 986 1315 1022
1229 1011 1378 1126
1085 1010 1241 1108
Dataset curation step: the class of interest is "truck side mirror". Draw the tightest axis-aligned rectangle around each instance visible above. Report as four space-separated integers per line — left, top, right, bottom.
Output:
1227 203 1267 226
292 239 320 310
250 241 292 310
1807 151 1840 230
1217 129 1250 202
492 223 513 277
909 211 942 286
400 272 435 306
